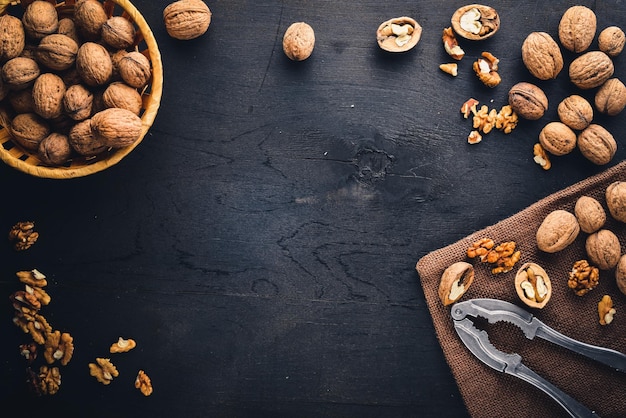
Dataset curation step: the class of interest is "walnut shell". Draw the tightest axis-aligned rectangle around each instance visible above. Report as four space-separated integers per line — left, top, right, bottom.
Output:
574 196 606 234
450 4 500 41
102 16 136 50
557 95 593 130
22 0 58 40
508 82 548 120
118 51 151 88
283 22 316 59
598 26 625 57
163 0 212 40
577 124 616 165
1 56 40 90
615 254 626 295
515 263 551 309
536 209 580 253
38 132 71 166
595 78 626 116
569 51 614 90
605 181 626 223
558 5 596 53
102 81 142 115
438 262 474 306
32 73 66 119
63 84 93 121
69 118 108 156
73 0 108 41
376 17 421 53
36 34 79 71
58 17 79 44
538 121 576 156
10 112 51 151
8 88 35 114
91 107 143 148
522 32 563 80
0 15 25 61
76 42 113 87
586 229 621 270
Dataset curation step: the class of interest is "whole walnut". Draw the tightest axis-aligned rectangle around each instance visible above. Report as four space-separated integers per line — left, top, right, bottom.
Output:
69 118 108 156
522 32 563 80
163 0 212 40
508 82 548 120
76 42 113 86
558 5 596 53
557 95 593 130
36 34 79 71
73 0 108 41
615 254 626 296
574 196 606 234
91 108 143 147
538 121 576 156
0 15 25 61
10 112 51 151
102 82 142 115
577 124 617 165
38 133 71 166
1 56 40 90
32 73 66 119
283 22 316 61
605 181 626 223
22 0 59 40
57 17 80 44
102 16 136 50
8 89 35 114
569 51 614 89
118 51 151 88
595 78 626 116
586 229 621 270
63 84 93 121
536 209 580 253
598 26 625 57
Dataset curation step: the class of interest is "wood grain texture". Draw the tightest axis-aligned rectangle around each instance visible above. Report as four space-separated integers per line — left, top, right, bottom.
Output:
1 0 625 416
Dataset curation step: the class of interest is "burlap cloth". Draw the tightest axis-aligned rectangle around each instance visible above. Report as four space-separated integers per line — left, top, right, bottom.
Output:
416 161 626 418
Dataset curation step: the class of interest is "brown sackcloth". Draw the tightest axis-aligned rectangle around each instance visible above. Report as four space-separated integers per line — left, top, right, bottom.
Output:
416 161 626 418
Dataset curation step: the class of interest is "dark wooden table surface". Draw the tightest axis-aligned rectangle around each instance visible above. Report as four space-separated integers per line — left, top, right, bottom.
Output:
1 1 625 417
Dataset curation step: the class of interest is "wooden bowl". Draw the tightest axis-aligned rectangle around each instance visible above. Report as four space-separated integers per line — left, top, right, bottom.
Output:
0 0 163 179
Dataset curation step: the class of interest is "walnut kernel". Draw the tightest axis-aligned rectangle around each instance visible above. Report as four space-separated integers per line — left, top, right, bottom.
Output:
9 222 39 251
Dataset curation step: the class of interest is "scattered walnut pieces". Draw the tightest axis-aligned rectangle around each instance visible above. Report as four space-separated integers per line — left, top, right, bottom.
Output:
13 312 52 345
467 130 482 144
460 98 479 119
110 337 136 353
442 27 464 60
473 104 497 134
89 358 119 385
20 342 38 364
439 63 458 77
135 370 153 396
494 105 518 134
472 52 501 87
467 238 495 260
17 269 48 288
8 221 39 251
44 330 74 366
38 365 61 395
598 294 616 325
568 260 600 296
467 238 521 274
533 143 551 170
461 100 518 141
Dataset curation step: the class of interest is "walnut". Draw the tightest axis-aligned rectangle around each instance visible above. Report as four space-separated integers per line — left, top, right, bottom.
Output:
32 73 66 119
135 370 153 396
76 42 113 87
508 82 548 120
38 365 61 395
472 105 497 134
494 105 518 134
442 27 464 60
9 222 39 251
57 17 79 44
16 269 48 288
11 289 42 311
102 16 136 49
586 229 621 270
0 15 25 61
63 84 93 121
439 63 458 77
22 0 58 40
569 51 614 90
10 112 50 151
2 56 40 90
376 17 421 53
594 78 626 116
460 98 479 119
533 143 551 170
605 181 626 223
438 262 474 306
467 130 482 144
118 51 151 88
284 22 316 59
598 295 616 325
35 34 78 71
616 254 626 296
577 124 617 165
109 336 136 353
13 312 51 345
0 75 9 101
558 5 596 53
163 0 212 40
568 259 600 296
110 49 128 80
91 107 143 148
467 238 495 260
574 196 606 234
557 95 593 131
521 32 563 80
69 118 108 156
538 121 577 156
89 358 119 385
472 52 500 88
599 26 625 58
102 81 142 115
536 209 580 253
8 88 34 114
467 238 520 274
38 133 72 166
20 342 38 364
451 4 500 40
43 330 74 366
515 263 551 309
73 0 108 41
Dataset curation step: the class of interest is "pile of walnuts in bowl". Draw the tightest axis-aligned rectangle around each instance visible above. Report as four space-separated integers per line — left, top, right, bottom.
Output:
0 0 152 166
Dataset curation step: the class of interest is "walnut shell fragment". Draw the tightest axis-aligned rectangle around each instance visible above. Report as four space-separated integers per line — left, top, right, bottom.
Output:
451 4 500 41
536 209 580 253
376 16 422 53
515 262 551 309
438 261 474 306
